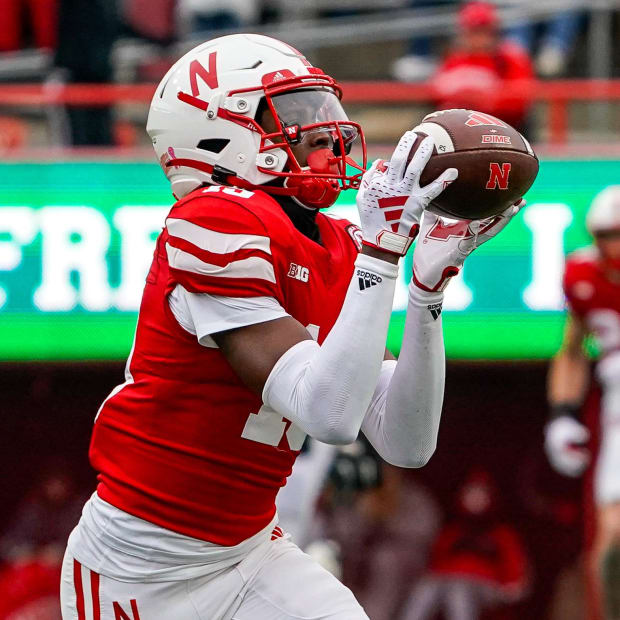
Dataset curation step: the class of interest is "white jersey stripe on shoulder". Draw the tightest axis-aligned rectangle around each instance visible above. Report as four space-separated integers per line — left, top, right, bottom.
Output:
166 243 276 283
167 218 271 255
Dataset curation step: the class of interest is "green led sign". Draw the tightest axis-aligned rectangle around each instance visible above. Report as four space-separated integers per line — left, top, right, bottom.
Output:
0 158 618 360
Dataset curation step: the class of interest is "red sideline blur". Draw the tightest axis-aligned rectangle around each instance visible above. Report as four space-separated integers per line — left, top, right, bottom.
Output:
1 80 620 145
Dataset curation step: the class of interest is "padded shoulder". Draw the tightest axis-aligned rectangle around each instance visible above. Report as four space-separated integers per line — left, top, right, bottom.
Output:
164 186 292 299
169 186 289 235
320 212 363 252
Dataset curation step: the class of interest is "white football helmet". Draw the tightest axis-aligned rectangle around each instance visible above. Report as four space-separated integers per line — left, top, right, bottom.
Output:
586 185 620 235
147 34 366 208
586 185 620 270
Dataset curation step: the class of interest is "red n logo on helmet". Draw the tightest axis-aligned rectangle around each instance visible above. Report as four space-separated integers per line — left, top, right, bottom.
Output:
189 52 218 96
485 162 511 190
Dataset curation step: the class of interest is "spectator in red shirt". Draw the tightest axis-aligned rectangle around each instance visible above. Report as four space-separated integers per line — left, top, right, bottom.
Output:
399 468 529 620
431 1 534 134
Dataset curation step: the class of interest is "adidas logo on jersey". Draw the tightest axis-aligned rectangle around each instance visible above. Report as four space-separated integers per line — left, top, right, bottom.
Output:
427 302 443 320
357 269 382 291
287 262 310 283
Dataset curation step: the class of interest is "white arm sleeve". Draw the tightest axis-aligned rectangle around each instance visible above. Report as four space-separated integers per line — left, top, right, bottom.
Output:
262 253 399 445
361 284 445 467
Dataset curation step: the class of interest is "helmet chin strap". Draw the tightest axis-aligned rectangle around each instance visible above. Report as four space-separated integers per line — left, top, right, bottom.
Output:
283 149 341 210
167 148 342 209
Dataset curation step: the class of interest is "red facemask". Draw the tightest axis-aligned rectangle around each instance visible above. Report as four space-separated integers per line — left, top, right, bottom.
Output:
173 70 366 209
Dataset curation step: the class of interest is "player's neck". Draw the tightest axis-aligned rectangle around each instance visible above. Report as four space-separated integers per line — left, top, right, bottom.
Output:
277 196 322 245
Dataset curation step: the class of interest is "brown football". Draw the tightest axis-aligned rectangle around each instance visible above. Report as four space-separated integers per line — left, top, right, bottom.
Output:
410 109 539 220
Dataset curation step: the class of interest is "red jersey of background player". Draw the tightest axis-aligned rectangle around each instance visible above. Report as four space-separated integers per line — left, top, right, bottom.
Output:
89 186 361 546
563 247 620 356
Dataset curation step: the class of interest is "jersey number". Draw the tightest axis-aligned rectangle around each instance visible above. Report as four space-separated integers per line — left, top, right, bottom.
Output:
241 324 320 451
203 185 254 199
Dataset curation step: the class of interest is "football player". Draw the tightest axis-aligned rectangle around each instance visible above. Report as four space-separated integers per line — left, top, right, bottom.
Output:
60 34 523 619
545 186 620 620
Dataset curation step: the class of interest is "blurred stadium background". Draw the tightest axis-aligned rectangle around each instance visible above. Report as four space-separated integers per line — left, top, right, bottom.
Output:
0 0 619 618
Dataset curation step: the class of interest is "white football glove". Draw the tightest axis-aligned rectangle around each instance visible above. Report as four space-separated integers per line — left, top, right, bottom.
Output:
545 416 591 477
412 199 526 291
356 132 458 256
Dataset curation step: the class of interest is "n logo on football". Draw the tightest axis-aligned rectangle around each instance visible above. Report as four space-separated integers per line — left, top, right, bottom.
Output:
189 52 218 96
485 162 511 190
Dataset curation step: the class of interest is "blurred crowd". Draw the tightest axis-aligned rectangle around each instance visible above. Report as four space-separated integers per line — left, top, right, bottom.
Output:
0 431 584 619
0 462 85 619
0 0 616 147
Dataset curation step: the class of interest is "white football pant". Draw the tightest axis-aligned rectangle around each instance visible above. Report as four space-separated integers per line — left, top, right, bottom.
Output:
60 536 368 620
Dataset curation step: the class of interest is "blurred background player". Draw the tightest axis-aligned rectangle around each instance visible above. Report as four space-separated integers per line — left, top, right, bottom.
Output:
430 1 534 135
545 186 620 620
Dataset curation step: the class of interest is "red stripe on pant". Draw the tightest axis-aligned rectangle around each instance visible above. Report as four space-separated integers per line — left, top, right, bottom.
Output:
73 559 86 620
73 559 101 620
91 569 101 620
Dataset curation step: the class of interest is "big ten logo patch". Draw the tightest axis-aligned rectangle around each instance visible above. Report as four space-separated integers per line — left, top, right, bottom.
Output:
287 262 310 283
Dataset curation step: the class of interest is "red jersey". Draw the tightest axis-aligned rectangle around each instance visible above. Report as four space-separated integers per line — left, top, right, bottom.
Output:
90 186 361 545
563 247 620 357
431 42 533 130
429 522 528 591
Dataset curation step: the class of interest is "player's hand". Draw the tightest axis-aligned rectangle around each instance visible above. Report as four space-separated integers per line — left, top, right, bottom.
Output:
356 132 457 257
544 415 591 477
412 199 525 292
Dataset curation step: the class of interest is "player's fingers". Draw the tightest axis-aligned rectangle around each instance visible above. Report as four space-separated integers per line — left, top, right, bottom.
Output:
387 131 416 184
500 198 526 219
472 198 524 235
364 159 386 178
404 135 435 185
419 209 440 231
423 167 458 201
360 159 385 189
470 215 498 233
